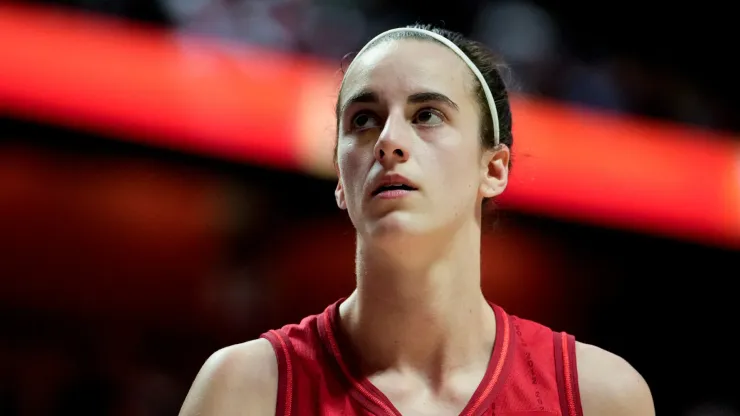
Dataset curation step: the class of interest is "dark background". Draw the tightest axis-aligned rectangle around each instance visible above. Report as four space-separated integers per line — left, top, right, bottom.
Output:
1 1 738 415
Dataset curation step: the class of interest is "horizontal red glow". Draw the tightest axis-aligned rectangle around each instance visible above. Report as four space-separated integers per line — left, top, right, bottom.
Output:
1 3 739 247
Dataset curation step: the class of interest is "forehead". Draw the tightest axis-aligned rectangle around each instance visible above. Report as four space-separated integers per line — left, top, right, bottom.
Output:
340 39 474 108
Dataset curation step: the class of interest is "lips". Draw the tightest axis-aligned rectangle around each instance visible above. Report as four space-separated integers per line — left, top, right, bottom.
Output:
372 183 417 196
370 174 419 197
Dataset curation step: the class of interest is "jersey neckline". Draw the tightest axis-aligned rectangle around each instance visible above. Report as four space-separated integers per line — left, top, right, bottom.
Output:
317 298 514 416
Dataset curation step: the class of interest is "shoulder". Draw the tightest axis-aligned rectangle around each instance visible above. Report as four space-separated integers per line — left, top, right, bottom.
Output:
179 338 278 416
575 341 654 416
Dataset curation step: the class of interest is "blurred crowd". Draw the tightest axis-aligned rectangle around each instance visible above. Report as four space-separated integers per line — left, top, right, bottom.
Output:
25 0 738 133
3 1 738 415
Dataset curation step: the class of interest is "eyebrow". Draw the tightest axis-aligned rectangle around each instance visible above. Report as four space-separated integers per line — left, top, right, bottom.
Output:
340 90 459 115
407 92 459 111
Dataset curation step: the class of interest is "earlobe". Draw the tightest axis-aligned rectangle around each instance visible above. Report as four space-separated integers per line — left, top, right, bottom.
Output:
335 180 347 210
480 145 510 199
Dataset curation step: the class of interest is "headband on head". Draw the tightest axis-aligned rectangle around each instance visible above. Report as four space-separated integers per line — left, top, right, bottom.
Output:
347 27 501 145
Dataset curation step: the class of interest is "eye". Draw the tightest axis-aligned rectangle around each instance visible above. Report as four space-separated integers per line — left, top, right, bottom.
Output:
413 109 444 126
350 111 380 131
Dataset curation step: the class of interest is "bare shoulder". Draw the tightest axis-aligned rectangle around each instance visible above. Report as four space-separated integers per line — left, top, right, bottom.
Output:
575 341 654 416
179 338 278 416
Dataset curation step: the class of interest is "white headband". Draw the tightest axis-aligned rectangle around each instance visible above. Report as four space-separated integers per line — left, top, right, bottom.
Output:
347 27 500 145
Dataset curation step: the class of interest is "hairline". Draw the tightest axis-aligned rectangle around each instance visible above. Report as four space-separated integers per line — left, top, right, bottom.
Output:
338 33 480 109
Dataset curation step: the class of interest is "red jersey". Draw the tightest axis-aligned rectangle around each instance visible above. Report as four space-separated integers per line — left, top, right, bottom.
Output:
261 300 583 416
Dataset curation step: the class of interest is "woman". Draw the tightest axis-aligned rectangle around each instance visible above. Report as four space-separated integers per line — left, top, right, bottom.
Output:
180 25 654 416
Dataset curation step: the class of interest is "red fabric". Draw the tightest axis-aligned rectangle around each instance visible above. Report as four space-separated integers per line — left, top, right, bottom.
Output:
261 299 581 415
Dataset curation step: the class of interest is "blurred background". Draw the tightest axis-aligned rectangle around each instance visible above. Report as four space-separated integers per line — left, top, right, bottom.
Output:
0 0 738 415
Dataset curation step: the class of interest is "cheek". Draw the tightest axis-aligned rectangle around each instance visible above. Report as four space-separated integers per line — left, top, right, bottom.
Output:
338 142 371 195
435 142 481 197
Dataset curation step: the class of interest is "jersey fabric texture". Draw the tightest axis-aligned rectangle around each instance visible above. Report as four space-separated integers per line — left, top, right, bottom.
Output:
261 299 583 416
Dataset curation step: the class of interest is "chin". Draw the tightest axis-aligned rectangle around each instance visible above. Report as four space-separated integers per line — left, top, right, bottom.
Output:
362 211 431 244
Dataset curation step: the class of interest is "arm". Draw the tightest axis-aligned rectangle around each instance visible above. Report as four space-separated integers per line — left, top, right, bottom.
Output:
576 342 654 416
179 339 278 416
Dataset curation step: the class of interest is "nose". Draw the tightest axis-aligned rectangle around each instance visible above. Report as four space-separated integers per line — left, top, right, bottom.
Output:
374 114 410 167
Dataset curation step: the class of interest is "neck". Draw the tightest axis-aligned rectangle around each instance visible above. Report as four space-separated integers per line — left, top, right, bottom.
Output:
339 221 496 379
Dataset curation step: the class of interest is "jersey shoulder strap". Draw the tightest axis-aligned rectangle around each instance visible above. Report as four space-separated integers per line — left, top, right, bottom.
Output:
552 331 584 416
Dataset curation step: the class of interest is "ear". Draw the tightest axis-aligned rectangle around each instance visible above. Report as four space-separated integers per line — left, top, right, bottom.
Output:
334 162 347 210
479 145 509 199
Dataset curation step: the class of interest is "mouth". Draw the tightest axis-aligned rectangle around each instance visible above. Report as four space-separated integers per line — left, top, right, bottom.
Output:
371 183 418 197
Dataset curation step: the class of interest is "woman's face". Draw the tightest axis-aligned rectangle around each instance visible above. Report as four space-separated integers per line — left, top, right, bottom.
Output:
335 38 508 242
